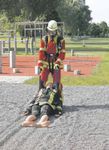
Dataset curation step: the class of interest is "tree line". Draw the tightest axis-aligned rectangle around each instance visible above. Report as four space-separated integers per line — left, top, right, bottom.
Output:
0 0 109 37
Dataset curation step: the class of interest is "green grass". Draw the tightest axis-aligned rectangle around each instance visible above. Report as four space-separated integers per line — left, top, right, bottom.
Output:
25 76 39 84
66 37 109 51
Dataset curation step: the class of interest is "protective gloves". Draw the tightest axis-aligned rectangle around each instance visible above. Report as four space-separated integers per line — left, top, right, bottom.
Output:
54 64 59 70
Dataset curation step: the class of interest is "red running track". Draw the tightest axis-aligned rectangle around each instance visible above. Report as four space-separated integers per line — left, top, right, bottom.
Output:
0 55 101 76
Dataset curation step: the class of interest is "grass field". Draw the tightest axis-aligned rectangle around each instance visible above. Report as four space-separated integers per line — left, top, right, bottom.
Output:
66 37 109 51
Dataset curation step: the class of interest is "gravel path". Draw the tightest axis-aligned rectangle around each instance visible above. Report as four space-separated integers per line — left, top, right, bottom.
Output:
0 83 109 150
0 76 33 83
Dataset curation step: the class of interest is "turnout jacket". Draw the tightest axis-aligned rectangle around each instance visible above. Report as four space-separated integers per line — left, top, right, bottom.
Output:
35 88 63 113
37 35 65 69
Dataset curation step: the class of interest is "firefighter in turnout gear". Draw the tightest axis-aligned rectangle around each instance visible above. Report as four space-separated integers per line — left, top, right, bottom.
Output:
37 20 65 92
21 83 63 128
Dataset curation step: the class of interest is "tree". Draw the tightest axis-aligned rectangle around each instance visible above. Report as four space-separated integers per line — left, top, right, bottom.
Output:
0 0 22 22
99 21 108 37
77 5 92 35
0 12 12 30
57 0 92 36
88 23 102 37
18 0 61 21
0 0 61 22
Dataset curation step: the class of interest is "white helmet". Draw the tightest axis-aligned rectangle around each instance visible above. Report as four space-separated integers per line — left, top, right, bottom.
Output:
47 20 58 31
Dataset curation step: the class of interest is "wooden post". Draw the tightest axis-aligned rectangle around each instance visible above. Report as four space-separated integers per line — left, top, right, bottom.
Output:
25 37 29 54
8 32 11 52
83 40 85 47
74 69 81 75
14 34 17 51
0 41 2 73
71 49 74 56
64 64 71 72
9 51 16 68
30 37 34 55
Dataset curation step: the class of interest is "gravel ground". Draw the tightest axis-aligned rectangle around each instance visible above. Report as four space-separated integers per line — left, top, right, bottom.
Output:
0 76 33 83
0 83 109 150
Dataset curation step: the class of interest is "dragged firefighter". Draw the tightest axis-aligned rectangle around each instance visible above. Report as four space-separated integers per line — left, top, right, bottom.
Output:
21 83 63 128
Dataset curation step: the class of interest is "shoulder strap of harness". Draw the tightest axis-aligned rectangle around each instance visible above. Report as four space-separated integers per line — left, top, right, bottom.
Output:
45 35 63 53
45 35 48 48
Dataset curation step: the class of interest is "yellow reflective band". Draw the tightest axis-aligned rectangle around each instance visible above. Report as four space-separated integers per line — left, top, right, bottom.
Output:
50 104 56 110
56 106 62 111
42 61 48 65
48 91 57 110
60 64 63 69
48 35 57 44
61 49 66 53
39 48 46 51
43 64 48 68
60 96 64 103
38 60 43 63
39 102 49 106
54 36 57 44
57 58 62 62
48 92 55 104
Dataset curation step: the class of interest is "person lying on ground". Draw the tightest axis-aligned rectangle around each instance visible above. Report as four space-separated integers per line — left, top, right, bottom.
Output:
22 82 63 116
21 83 63 128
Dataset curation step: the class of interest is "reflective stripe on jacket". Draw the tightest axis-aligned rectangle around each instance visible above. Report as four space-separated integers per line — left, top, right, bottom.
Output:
35 88 63 111
37 35 65 69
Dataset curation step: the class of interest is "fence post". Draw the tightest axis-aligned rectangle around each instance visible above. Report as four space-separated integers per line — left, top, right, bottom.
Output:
8 36 11 52
14 34 17 52
71 49 74 56
83 40 85 47
30 37 34 55
0 41 2 73
25 38 29 54
1 41 5 54
9 51 16 68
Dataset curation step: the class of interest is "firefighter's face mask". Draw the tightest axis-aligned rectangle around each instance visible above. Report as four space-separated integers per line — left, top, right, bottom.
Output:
48 30 57 39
